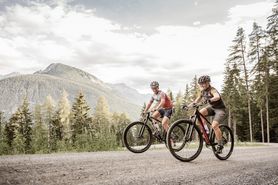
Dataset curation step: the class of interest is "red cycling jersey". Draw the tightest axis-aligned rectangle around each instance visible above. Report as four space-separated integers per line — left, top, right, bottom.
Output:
150 90 173 109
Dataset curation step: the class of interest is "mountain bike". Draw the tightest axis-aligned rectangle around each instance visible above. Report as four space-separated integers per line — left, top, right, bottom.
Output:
123 111 185 153
166 103 234 162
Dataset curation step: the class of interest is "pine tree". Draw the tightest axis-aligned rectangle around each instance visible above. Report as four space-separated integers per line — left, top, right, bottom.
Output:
93 96 110 132
266 1 278 74
172 91 184 122
228 27 253 142
92 96 118 150
166 89 174 101
32 104 48 153
268 74 278 142
58 90 71 140
48 90 72 151
182 84 190 105
248 22 267 142
0 112 9 155
222 62 242 141
4 110 20 149
111 112 130 147
51 90 71 142
140 103 146 122
0 112 4 141
20 98 33 153
71 92 93 145
189 75 199 102
42 95 55 152
265 1 278 142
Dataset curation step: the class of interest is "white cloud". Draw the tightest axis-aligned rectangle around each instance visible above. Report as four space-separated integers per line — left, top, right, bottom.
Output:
193 21 201 26
0 0 275 94
229 1 274 19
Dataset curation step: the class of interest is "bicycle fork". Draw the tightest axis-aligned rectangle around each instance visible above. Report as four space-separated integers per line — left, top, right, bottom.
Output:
183 123 194 142
138 121 147 138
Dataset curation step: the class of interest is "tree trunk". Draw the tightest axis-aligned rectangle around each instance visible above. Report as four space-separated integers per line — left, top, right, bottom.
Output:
241 41 253 142
247 99 252 142
233 116 237 142
260 107 264 143
266 93 270 143
265 56 270 143
228 107 231 128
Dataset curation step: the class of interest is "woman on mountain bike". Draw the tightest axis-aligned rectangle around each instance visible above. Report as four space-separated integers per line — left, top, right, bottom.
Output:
189 75 226 154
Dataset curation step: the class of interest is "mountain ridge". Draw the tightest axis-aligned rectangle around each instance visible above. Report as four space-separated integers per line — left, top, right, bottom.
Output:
0 63 149 120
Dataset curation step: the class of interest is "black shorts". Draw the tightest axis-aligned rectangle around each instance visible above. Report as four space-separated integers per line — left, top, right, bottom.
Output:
158 108 173 119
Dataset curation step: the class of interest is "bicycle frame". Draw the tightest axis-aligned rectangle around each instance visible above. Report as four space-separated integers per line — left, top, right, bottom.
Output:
185 106 214 145
138 112 162 139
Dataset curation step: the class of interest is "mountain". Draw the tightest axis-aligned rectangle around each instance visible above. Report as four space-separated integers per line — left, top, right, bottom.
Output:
0 63 149 120
34 63 104 86
0 72 21 80
109 83 150 106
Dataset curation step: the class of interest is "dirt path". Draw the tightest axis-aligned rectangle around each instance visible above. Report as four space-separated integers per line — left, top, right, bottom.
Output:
1 144 278 185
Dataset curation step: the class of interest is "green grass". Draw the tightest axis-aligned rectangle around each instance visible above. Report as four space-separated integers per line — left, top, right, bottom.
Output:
234 141 266 147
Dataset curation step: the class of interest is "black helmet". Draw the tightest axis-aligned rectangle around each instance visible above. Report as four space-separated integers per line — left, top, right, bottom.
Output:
198 75 211 84
150 81 159 88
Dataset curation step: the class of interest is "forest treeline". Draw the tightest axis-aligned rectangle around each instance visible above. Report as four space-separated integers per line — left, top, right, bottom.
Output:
167 2 278 143
0 91 130 155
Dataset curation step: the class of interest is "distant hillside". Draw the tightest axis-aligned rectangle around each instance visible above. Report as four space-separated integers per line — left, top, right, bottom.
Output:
0 63 149 120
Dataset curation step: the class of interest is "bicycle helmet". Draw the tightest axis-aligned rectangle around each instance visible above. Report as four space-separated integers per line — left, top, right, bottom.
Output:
150 81 159 88
198 75 211 84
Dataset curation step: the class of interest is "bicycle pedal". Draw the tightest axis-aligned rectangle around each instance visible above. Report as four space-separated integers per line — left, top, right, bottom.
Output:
211 142 218 146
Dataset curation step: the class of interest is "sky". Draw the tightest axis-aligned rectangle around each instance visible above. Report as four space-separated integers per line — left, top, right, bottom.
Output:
0 0 276 94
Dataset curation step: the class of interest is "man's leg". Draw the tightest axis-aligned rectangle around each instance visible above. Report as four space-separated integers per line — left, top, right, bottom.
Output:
152 110 161 120
151 111 162 134
162 116 170 132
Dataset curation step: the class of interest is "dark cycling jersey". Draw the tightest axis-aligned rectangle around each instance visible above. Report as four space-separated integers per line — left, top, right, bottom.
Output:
200 86 226 109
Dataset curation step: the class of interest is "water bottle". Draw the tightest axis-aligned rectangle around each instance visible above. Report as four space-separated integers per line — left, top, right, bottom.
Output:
154 122 161 132
204 124 209 134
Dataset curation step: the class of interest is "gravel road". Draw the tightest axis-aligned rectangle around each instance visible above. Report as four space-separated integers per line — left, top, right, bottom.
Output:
1 144 278 185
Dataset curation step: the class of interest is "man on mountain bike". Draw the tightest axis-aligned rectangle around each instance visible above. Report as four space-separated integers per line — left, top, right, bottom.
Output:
143 81 173 134
189 75 226 154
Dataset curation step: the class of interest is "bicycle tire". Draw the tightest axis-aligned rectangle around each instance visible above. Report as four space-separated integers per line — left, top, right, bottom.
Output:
123 121 153 153
167 119 203 162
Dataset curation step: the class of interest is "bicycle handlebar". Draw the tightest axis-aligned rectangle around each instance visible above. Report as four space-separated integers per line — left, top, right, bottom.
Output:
182 102 206 110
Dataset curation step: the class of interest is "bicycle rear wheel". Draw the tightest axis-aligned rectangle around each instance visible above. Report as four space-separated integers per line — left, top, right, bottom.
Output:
211 124 234 160
167 119 203 162
123 121 153 153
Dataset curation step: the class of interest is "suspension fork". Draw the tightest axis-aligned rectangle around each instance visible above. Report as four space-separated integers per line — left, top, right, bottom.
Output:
138 116 150 137
184 116 197 141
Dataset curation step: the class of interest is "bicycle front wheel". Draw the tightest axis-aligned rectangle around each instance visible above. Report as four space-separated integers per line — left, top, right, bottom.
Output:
123 121 153 153
167 119 203 162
